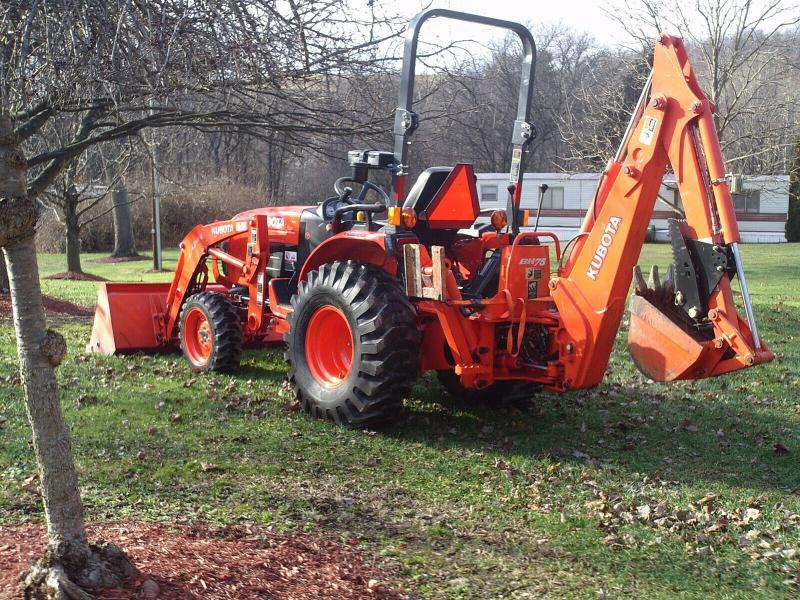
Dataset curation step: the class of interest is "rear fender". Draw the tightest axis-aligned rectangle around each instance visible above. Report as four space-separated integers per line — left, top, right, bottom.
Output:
298 231 396 281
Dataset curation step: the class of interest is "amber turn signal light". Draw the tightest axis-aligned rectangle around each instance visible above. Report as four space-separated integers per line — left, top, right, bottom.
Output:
401 207 417 228
490 210 508 230
387 206 401 226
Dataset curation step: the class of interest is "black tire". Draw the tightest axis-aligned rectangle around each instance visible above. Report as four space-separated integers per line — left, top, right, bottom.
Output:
285 261 420 426
436 370 540 406
179 292 243 372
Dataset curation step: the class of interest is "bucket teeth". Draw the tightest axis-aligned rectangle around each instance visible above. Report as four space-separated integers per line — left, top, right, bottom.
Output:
633 265 648 295
647 265 661 293
663 264 675 297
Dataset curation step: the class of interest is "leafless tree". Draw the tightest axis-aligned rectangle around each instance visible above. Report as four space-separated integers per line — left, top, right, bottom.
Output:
38 142 134 273
558 44 652 169
605 0 800 173
0 1 403 597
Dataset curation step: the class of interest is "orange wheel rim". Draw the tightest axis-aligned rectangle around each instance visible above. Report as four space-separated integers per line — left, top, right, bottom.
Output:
184 307 213 366
305 305 353 387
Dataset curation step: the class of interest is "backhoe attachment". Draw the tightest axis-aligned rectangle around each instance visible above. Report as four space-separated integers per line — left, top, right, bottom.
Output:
628 220 772 381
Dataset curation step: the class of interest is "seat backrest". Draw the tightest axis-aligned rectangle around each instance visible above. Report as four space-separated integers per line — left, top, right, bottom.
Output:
403 167 452 215
403 164 479 228
400 164 480 247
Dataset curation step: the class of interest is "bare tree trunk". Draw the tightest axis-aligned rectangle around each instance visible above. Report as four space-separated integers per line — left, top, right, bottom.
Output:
0 257 8 293
4 237 87 546
111 183 138 258
64 197 82 273
0 115 135 598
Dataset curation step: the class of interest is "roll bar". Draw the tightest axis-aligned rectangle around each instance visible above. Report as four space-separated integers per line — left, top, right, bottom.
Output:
390 8 537 233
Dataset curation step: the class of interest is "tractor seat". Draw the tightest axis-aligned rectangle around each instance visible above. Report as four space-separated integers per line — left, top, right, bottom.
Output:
402 165 479 247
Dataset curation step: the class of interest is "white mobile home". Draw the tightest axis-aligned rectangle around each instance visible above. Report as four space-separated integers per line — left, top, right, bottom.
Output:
475 173 789 243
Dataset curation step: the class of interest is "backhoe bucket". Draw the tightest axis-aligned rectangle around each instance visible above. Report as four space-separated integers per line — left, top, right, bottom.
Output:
87 283 171 355
628 293 712 381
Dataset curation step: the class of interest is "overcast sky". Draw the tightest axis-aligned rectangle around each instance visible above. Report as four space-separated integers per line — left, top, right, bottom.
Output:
397 0 797 50
401 0 633 47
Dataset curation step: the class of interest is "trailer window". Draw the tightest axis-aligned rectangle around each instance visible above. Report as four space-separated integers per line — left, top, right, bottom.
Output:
541 186 564 209
733 190 760 213
480 185 498 202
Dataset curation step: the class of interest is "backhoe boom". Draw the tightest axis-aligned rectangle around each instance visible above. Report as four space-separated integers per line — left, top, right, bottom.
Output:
551 34 772 389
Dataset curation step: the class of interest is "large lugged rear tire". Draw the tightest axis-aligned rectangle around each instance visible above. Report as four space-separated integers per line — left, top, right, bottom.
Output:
179 292 243 372
285 261 420 426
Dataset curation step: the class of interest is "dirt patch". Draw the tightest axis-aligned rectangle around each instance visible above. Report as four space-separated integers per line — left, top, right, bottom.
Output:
45 271 108 281
0 521 404 599
89 255 151 264
0 294 93 319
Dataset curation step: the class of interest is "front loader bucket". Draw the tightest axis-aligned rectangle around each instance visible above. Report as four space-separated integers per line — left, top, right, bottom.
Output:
628 293 713 381
87 283 171 355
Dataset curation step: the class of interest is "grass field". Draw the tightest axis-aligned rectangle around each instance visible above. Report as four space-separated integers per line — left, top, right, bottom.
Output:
2 244 799 598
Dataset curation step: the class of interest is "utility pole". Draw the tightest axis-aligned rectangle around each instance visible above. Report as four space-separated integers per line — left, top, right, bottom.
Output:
149 99 163 271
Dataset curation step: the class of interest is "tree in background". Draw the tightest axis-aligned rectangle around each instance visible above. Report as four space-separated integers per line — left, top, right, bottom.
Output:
605 0 800 174
38 144 133 274
788 139 800 242
0 254 7 292
6 0 400 278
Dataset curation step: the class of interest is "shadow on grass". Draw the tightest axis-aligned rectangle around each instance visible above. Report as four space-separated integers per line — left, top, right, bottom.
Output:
386 354 798 496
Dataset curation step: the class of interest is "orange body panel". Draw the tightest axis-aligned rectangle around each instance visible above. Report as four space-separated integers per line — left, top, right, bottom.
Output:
87 283 172 354
233 206 306 245
298 230 395 282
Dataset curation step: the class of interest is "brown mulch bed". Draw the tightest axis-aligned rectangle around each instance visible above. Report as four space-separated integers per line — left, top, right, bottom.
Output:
0 522 404 599
44 271 108 281
89 255 150 264
0 294 94 319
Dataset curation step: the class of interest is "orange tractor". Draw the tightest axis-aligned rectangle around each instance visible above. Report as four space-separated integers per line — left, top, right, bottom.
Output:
89 9 773 425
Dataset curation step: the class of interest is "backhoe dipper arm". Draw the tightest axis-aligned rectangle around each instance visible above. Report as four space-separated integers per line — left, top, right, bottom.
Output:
550 34 772 390
391 8 536 233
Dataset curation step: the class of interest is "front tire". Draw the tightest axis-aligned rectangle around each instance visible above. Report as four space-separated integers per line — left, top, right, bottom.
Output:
285 261 420 426
179 292 243 372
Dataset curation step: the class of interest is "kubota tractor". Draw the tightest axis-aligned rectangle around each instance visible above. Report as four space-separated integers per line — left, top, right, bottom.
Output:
88 9 773 425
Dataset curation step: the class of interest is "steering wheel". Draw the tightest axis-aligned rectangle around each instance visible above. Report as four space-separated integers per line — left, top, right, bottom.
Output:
333 177 391 205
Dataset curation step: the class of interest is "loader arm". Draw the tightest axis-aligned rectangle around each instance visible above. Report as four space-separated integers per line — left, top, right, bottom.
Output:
550 34 773 389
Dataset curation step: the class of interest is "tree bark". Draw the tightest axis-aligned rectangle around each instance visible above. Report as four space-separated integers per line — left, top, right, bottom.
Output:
4 237 87 551
64 192 82 273
111 182 138 258
1 115 135 598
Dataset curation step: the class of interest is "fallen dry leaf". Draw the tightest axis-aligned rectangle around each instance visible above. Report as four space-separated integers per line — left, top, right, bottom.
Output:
773 443 790 456
21 474 39 494
744 508 761 523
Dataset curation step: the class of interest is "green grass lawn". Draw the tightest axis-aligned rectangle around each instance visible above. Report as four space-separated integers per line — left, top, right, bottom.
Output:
2 244 799 598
